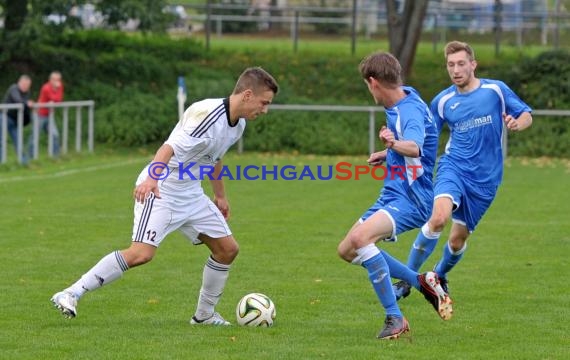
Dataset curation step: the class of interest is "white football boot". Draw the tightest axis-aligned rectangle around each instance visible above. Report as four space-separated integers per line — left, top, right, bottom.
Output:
190 312 230 326
51 291 78 319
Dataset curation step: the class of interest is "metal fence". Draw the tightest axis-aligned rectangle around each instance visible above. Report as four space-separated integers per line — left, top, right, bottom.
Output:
235 104 570 158
0 100 95 164
181 2 570 53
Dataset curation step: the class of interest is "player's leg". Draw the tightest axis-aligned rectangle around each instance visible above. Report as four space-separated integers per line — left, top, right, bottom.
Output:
407 196 454 271
394 198 452 299
370 198 453 320
380 250 453 320
190 234 238 325
51 193 170 318
395 173 462 300
336 220 360 263
51 243 156 319
179 196 235 325
338 209 409 339
433 222 469 290
432 183 497 291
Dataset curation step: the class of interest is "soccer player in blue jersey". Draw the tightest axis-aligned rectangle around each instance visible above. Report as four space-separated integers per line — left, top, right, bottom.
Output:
337 52 452 340
393 41 533 300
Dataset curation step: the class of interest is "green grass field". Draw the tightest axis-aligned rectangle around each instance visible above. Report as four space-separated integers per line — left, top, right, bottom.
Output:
1 152 569 359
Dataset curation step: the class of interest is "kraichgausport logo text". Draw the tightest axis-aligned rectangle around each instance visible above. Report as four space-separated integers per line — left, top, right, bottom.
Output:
147 162 423 181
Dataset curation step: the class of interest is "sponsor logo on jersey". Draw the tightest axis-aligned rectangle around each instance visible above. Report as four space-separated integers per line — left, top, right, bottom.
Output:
455 115 493 133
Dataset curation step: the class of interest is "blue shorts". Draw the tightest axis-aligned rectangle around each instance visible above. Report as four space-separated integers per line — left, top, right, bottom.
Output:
360 194 430 241
434 167 498 232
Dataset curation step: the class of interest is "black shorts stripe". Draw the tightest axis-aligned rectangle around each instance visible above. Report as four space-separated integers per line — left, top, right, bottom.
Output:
134 193 155 242
190 104 225 138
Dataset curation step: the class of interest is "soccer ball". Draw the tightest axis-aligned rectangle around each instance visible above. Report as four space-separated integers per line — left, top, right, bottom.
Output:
235 293 276 327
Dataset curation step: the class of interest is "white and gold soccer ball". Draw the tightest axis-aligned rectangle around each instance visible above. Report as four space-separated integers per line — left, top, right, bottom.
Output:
236 293 276 327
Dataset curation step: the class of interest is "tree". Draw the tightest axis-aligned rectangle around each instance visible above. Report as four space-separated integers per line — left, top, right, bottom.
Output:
386 0 429 80
2 0 29 35
0 0 171 35
97 0 171 32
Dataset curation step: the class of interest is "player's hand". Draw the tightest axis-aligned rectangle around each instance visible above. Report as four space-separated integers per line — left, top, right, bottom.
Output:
133 178 161 203
503 113 520 131
367 151 386 166
214 196 230 220
379 126 396 148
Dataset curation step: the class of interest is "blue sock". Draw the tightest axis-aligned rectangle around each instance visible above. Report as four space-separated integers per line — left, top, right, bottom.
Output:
381 250 420 290
434 241 466 279
362 253 402 318
407 223 441 271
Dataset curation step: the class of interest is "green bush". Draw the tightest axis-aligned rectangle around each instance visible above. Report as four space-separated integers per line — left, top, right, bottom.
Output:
95 90 177 146
244 111 373 155
2 30 569 157
506 116 570 157
509 50 570 109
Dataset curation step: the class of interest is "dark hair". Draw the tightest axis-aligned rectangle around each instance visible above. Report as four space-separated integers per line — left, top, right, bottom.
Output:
359 52 402 88
233 67 279 95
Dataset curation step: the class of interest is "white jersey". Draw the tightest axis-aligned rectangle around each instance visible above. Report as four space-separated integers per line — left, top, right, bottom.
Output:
137 98 245 197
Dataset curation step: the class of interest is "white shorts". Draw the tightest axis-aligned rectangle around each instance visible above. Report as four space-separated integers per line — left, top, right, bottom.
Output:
131 192 232 247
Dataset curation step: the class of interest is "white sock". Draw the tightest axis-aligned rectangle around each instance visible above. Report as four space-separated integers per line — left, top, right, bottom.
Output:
422 222 442 239
449 241 467 255
355 244 381 263
352 243 380 266
195 256 230 320
66 251 129 299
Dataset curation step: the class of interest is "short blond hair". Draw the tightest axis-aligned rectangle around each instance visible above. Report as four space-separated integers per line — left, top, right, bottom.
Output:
444 41 475 61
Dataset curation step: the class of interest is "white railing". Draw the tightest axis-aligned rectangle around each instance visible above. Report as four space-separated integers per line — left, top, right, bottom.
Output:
248 104 385 156
0 100 95 164
236 105 570 158
0 103 26 164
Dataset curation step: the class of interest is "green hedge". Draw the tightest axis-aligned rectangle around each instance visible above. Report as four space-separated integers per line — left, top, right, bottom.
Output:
1 30 568 156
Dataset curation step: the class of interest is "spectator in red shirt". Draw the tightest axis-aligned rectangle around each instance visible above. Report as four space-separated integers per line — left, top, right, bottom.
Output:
28 71 64 158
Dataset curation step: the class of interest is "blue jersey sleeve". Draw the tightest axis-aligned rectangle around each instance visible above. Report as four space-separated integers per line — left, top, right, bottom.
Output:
399 104 426 154
430 97 445 135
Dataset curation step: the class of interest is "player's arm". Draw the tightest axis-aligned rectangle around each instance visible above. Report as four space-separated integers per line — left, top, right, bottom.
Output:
504 111 532 132
133 144 174 203
368 149 387 166
379 126 421 158
209 161 230 219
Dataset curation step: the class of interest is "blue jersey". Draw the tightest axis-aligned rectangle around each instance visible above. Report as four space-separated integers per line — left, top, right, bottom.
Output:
382 86 438 213
432 79 531 186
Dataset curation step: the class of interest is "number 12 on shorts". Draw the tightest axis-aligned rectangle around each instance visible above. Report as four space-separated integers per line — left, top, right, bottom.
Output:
145 230 157 242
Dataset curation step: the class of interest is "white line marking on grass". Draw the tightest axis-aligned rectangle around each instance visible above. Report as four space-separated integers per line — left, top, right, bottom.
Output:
0 157 149 183
28 213 130 219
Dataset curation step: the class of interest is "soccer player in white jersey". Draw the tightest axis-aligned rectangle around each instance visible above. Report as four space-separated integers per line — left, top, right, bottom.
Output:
51 67 279 325
337 52 452 340
393 41 533 301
